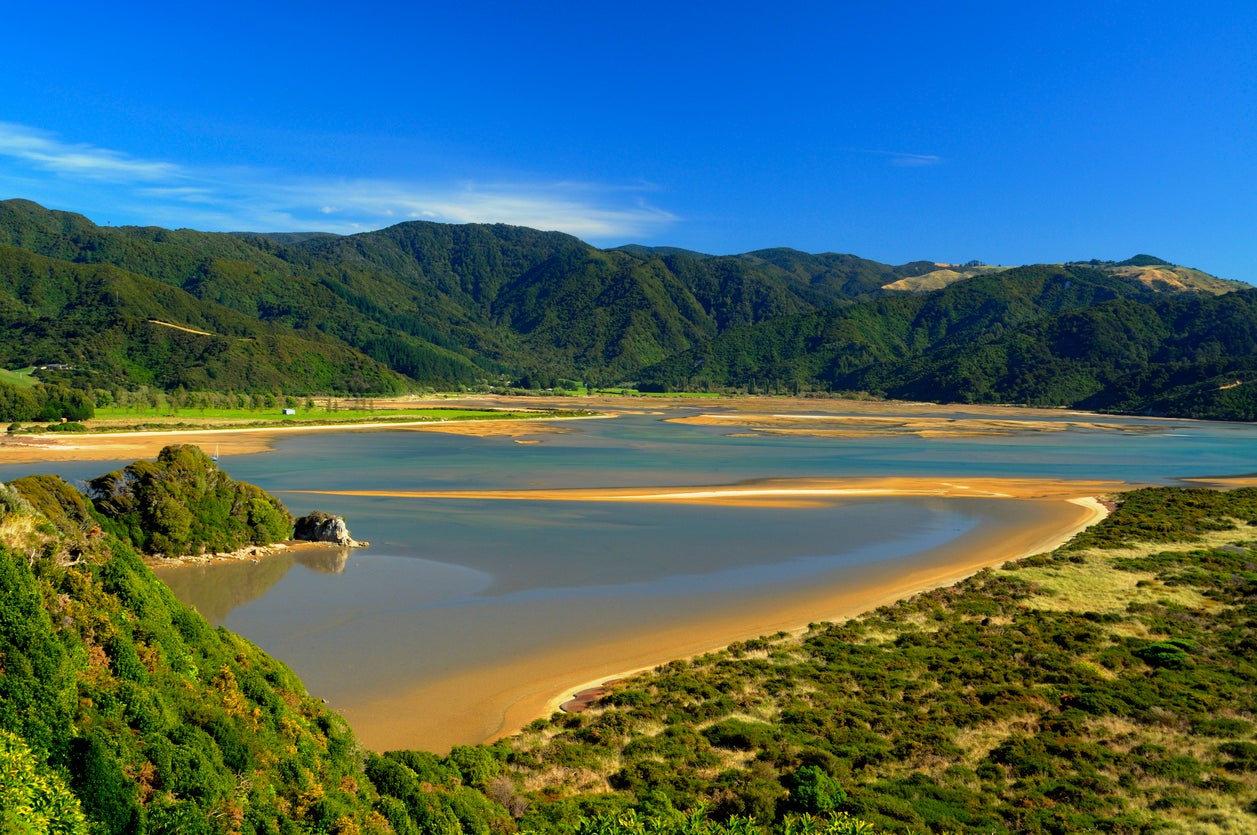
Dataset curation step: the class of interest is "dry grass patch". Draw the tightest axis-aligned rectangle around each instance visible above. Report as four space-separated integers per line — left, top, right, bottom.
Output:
1014 560 1208 613
1084 715 1143 749
1106 620 1157 640
952 713 1042 766
1156 799 1257 834
0 513 42 551
1074 658 1118 680
518 765 612 795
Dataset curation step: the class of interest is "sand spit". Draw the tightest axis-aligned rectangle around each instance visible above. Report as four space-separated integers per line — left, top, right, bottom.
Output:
285 476 1131 508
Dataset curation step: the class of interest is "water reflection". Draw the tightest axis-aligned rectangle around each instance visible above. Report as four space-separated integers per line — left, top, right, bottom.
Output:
155 546 354 625
298 546 354 574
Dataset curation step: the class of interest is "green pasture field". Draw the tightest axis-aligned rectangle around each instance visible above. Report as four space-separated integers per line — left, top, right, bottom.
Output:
94 405 513 421
0 367 38 387
81 404 592 433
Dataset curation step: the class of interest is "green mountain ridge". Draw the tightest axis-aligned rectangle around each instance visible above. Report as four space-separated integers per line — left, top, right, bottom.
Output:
1 199 1252 420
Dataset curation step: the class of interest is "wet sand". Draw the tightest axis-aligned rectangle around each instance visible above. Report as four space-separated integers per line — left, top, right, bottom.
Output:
339 492 1108 753
0 414 588 465
666 412 1166 438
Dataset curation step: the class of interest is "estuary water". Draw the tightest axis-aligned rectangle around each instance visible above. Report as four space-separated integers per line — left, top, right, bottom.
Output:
4 404 1255 750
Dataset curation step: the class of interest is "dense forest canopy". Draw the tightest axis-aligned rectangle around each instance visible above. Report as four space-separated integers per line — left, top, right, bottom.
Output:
2 198 1256 420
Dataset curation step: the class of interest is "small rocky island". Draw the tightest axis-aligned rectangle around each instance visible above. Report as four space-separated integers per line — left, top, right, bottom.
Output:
293 510 368 548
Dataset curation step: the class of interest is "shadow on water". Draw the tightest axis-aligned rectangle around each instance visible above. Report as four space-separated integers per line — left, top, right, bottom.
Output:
154 547 354 626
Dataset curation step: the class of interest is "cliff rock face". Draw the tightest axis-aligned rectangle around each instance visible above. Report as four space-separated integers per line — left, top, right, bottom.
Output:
292 510 365 547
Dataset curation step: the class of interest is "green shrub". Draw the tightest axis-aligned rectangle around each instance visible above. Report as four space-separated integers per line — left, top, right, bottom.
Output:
387 749 460 786
787 765 847 814
1217 740 1257 772
704 718 779 751
446 744 503 788
46 421 88 432
1133 639 1194 669
0 728 88 835
68 732 143 835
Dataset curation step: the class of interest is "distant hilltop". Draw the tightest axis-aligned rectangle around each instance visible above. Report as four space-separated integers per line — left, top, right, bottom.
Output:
882 256 1245 295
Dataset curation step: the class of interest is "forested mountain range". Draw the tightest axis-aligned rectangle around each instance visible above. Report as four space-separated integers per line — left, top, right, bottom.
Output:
2 198 1255 419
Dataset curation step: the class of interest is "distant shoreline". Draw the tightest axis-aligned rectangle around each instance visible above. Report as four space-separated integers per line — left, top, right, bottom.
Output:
0 392 1203 467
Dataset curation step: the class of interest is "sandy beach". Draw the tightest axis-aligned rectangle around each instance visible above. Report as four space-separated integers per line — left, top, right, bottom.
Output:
336 489 1109 752
286 475 1128 508
0 412 587 465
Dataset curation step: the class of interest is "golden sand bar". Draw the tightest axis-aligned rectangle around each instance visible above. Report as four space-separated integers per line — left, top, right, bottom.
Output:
285 475 1128 507
0 415 584 465
302 478 1117 752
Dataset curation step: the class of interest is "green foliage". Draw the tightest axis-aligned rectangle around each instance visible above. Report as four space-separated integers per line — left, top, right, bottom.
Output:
1132 639 1195 669
0 480 35 516
9 474 98 539
88 444 292 556
1066 486 1257 550
0 549 77 759
446 744 504 788
68 732 143 835
45 421 89 432
0 728 88 835
641 263 1257 418
0 380 94 423
787 766 846 815
0 452 385 833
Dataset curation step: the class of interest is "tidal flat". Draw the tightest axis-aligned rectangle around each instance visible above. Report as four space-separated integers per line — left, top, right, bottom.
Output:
4 396 1254 752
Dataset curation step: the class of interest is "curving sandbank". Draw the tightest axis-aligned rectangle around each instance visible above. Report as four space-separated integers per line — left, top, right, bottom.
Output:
329 484 1113 753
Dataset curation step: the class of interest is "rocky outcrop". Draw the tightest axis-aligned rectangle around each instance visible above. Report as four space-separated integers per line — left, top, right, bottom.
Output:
292 511 366 547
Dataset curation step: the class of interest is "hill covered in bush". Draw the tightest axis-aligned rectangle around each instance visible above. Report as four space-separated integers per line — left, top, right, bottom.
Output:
4 198 1256 419
0 471 381 833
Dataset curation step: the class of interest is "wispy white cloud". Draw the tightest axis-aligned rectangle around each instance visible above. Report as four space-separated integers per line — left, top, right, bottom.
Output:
0 122 180 181
844 147 944 167
888 152 942 167
0 122 677 240
289 180 676 239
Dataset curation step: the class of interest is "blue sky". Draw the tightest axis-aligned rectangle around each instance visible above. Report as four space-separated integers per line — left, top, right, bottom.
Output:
2 1 1255 280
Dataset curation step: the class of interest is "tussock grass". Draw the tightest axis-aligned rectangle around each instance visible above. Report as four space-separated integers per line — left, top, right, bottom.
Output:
0 514 47 553
1014 560 1209 612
